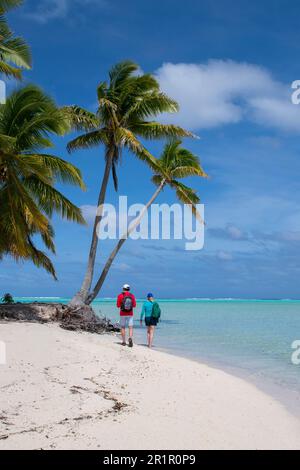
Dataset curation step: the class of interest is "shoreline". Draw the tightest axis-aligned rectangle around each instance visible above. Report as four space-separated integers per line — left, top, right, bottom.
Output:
1 322 300 449
6 299 300 422
153 344 300 421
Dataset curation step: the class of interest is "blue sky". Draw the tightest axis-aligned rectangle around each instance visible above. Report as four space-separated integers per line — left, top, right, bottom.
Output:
2 0 300 299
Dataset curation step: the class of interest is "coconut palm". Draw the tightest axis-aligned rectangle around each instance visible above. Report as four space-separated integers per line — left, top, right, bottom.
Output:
66 60 193 306
0 85 85 277
0 0 32 79
86 139 207 304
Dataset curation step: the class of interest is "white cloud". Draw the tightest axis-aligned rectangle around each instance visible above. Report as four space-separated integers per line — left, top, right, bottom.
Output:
155 60 300 133
250 96 300 132
27 0 68 22
112 262 132 272
80 204 132 227
225 224 248 240
27 0 104 23
81 204 97 223
217 250 233 261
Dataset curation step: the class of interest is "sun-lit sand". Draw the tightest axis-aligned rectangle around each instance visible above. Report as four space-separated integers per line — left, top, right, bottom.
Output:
0 322 300 450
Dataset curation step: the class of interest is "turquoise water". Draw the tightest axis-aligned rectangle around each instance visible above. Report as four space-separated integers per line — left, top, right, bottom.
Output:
14 297 300 414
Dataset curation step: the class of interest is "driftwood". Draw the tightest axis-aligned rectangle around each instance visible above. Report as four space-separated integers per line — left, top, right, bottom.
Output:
0 303 120 334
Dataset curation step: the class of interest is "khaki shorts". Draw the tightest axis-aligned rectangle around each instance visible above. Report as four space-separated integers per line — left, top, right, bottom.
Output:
120 316 134 328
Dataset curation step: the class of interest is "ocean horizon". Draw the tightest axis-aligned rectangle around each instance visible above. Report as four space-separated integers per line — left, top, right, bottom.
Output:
13 297 300 302
12 297 300 417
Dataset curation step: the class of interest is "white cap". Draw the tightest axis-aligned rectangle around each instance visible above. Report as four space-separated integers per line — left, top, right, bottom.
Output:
123 284 130 291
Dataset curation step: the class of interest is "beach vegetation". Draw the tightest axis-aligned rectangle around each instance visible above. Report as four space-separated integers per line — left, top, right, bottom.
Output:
1 292 14 303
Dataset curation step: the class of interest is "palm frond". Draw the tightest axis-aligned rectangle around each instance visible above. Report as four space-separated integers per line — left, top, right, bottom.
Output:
170 180 204 225
170 149 208 178
0 59 21 78
97 81 108 101
109 60 139 89
150 140 206 226
116 127 161 173
0 134 16 152
171 164 207 178
21 154 86 189
0 0 22 13
40 222 56 253
124 92 178 122
0 37 32 69
8 170 50 232
67 129 107 153
25 237 57 280
97 97 119 127
171 180 200 204
127 73 160 93
0 1 31 78
2 85 67 149
62 106 100 132
129 122 194 139
24 176 86 224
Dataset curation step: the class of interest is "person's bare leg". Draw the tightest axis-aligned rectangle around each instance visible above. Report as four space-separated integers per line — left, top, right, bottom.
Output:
129 326 133 341
149 326 155 348
121 327 126 345
147 326 151 347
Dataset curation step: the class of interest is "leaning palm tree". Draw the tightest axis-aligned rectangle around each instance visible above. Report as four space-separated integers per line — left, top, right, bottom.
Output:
0 0 31 79
86 140 207 304
0 85 85 277
66 60 193 306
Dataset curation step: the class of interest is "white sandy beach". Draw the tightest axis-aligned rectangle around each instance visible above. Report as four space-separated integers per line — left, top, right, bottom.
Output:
0 322 300 450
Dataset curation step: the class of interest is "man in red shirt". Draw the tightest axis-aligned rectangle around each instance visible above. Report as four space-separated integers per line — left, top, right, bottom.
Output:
117 284 136 347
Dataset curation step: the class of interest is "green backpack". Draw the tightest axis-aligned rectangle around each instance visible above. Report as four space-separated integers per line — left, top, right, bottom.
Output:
151 302 161 320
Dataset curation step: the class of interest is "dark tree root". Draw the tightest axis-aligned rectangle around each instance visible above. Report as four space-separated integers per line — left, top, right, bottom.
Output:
0 303 120 334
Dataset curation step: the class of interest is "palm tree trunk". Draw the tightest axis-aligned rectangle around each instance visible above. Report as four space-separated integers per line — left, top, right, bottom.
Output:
69 148 114 307
86 179 166 305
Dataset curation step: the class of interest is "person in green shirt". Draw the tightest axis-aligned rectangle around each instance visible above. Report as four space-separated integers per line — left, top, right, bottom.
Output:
140 293 161 348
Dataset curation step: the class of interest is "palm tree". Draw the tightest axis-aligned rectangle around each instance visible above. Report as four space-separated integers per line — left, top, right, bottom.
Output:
86 139 207 304
66 60 193 306
0 85 85 277
0 0 32 79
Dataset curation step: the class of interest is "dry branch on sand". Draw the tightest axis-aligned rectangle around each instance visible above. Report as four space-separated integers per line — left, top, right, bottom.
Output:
0 303 120 334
